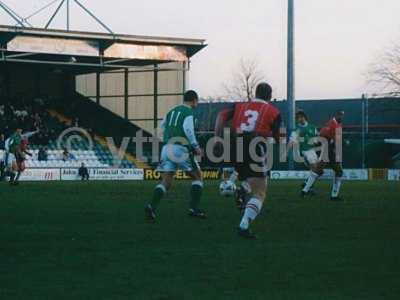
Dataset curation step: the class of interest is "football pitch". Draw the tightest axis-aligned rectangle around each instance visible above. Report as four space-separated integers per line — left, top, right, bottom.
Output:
1 180 399 300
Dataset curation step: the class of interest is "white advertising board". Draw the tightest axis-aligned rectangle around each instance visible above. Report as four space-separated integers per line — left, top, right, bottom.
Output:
60 168 144 181
14 168 372 182
270 169 368 181
270 170 308 180
388 169 400 181
19 168 60 181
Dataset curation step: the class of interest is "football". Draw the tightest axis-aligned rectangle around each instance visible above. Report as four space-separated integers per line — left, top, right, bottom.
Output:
219 180 237 197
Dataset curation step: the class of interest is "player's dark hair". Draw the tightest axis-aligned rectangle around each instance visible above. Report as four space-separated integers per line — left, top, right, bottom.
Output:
336 110 345 116
335 110 345 123
255 82 272 101
296 110 308 121
184 90 199 102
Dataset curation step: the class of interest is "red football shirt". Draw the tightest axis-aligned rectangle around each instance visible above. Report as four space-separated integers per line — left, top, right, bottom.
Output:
320 118 342 140
19 138 29 152
232 99 280 137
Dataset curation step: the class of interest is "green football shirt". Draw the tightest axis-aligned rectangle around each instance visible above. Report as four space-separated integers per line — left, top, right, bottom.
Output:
293 122 318 152
8 133 22 153
162 104 198 149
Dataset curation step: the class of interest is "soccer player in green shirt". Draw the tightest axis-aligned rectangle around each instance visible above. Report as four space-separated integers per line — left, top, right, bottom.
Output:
289 110 324 197
145 90 206 221
4 126 37 185
4 127 23 184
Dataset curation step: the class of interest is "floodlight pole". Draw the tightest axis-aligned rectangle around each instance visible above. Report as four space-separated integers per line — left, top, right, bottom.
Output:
287 0 295 170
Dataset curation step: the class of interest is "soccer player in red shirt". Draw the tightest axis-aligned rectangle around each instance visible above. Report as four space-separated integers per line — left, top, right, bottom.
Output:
320 110 345 201
11 137 32 185
215 83 281 238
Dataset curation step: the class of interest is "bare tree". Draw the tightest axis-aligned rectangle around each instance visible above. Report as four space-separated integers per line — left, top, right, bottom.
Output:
368 42 400 97
224 58 266 101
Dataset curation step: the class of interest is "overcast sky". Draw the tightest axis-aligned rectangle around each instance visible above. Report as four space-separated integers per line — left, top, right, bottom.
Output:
1 0 400 99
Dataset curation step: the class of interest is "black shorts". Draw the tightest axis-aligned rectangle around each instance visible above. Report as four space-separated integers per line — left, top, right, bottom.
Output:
15 151 25 163
232 133 270 181
323 144 343 175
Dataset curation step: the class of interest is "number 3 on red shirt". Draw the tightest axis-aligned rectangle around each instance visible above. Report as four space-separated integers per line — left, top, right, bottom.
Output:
240 110 259 132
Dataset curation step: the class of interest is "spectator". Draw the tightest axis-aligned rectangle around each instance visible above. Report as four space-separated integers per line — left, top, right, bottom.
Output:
0 160 4 181
0 133 5 150
0 134 5 181
62 148 70 161
78 163 89 180
38 147 48 161
87 127 95 139
4 104 14 119
73 117 80 127
34 97 44 107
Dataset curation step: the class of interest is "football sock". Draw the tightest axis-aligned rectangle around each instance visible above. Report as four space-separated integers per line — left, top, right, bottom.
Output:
228 171 238 183
150 184 167 210
239 197 263 230
190 181 203 210
7 170 16 183
240 181 252 194
331 176 343 198
303 171 319 193
15 171 21 182
237 181 252 205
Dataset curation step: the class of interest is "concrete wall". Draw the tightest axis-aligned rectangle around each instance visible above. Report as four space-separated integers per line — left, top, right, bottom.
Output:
76 62 185 135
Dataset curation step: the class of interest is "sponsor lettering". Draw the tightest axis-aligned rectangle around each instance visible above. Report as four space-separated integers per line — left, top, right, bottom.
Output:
144 169 221 180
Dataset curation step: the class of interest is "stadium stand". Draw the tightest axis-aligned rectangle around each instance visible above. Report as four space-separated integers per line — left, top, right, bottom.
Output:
52 92 153 168
0 96 136 169
0 24 205 172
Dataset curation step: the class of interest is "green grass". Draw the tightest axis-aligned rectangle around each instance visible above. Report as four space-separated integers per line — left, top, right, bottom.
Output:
0 180 399 300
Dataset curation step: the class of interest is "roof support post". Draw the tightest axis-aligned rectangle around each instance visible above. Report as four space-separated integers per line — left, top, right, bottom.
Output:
124 68 129 120
96 71 100 105
182 61 187 92
1 62 10 97
0 48 5 61
153 64 159 132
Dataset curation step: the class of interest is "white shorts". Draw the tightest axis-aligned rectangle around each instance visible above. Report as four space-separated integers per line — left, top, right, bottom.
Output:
302 149 319 165
157 144 200 173
5 152 16 168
